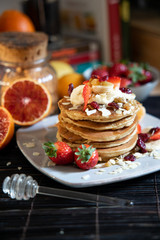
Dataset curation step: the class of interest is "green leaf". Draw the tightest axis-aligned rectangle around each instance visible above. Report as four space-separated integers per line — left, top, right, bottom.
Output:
128 64 146 83
42 141 57 158
75 144 96 163
139 62 150 71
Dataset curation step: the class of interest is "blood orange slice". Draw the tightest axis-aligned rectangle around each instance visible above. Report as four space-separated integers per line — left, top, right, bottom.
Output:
0 106 14 149
1 78 52 126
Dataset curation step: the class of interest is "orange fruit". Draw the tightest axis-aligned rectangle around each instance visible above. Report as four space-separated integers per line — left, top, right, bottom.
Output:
0 10 35 32
0 106 14 149
137 105 146 121
1 78 52 126
58 72 85 99
50 61 74 79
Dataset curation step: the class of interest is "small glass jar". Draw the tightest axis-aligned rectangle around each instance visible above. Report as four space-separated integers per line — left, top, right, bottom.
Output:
0 56 58 114
0 32 58 114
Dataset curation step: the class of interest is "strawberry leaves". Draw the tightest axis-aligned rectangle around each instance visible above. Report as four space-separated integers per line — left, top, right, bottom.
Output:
74 144 99 169
43 141 57 157
75 144 96 163
128 64 146 83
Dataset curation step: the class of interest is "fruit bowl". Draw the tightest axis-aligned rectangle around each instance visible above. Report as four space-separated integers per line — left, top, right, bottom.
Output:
129 66 159 102
83 64 160 102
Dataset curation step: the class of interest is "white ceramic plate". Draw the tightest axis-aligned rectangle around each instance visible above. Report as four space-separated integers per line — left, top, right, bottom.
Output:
16 114 160 188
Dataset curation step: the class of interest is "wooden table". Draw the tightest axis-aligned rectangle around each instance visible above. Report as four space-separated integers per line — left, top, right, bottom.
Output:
0 96 160 240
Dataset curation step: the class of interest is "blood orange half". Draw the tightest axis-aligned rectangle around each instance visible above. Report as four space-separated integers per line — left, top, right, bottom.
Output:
1 79 52 126
0 106 14 149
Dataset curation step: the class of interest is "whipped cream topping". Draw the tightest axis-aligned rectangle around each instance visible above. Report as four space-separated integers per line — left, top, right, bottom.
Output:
70 84 135 107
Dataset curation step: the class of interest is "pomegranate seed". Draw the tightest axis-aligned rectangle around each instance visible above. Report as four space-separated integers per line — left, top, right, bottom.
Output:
124 154 136 161
68 83 74 96
90 101 99 110
108 102 119 110
120 87 132 94
138 133 149 143
137 137 147 153
91 75 100 79
99 75 108 82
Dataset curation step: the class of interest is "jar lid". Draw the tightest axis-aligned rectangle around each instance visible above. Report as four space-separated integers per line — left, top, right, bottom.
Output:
0 32 48 63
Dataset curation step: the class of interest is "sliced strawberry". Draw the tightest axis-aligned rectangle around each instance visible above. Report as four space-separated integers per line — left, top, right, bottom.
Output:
83 84 91 111
137 124 141 134
83 80 89 85
120 78 132 88
150 129 160 140
107 76 121 89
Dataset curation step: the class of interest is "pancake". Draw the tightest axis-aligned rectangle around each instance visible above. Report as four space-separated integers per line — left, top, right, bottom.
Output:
97 134 138 161
57 126 137 148
58 98 141 122
57 123 86 143
58 117 138 142
57 130 138 161
59 112 136 131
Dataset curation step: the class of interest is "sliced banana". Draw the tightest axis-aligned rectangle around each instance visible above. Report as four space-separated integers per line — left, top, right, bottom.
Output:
70 85 84 106
92 82 114 94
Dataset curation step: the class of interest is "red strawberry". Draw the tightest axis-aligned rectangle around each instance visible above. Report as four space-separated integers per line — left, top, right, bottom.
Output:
91 67 109 79
140 70 153 84
120 78 132 88
107 76 121 89
109 63 128 77
83 84 91 111
134 83 141 87
150 129 160 140
144 70 152 82
137 124 141 134
83 80 89 85
74 144 99 170
43 141 74 165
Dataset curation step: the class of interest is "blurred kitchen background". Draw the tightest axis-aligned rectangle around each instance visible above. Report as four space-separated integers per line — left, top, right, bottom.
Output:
1 0 160 94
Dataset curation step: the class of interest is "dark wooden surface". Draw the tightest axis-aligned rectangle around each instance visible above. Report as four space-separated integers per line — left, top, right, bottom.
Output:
0 96 160 240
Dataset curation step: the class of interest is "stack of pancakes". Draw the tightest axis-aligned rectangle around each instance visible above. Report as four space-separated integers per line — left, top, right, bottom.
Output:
57 97 140 162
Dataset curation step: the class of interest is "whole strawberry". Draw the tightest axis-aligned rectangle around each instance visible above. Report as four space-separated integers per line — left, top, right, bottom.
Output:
43 141 74 165
74 144 99 170
109 63 128 77
91 66 109 79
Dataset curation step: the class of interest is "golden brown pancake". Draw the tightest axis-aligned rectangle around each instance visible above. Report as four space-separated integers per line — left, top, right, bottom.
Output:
59 112 136 131
58 117 138 142
58 98 141 122
57 126 137 148
97 134 138 161
57 130 138 161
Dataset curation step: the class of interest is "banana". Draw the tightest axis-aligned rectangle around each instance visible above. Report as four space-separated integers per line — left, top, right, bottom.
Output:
92 82 114 94
70 85 84 106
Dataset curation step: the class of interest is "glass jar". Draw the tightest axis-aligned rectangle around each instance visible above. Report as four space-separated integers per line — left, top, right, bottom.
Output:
0 56 58 114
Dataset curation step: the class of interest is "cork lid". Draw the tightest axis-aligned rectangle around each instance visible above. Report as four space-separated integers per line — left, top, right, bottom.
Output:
0 32 48 63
